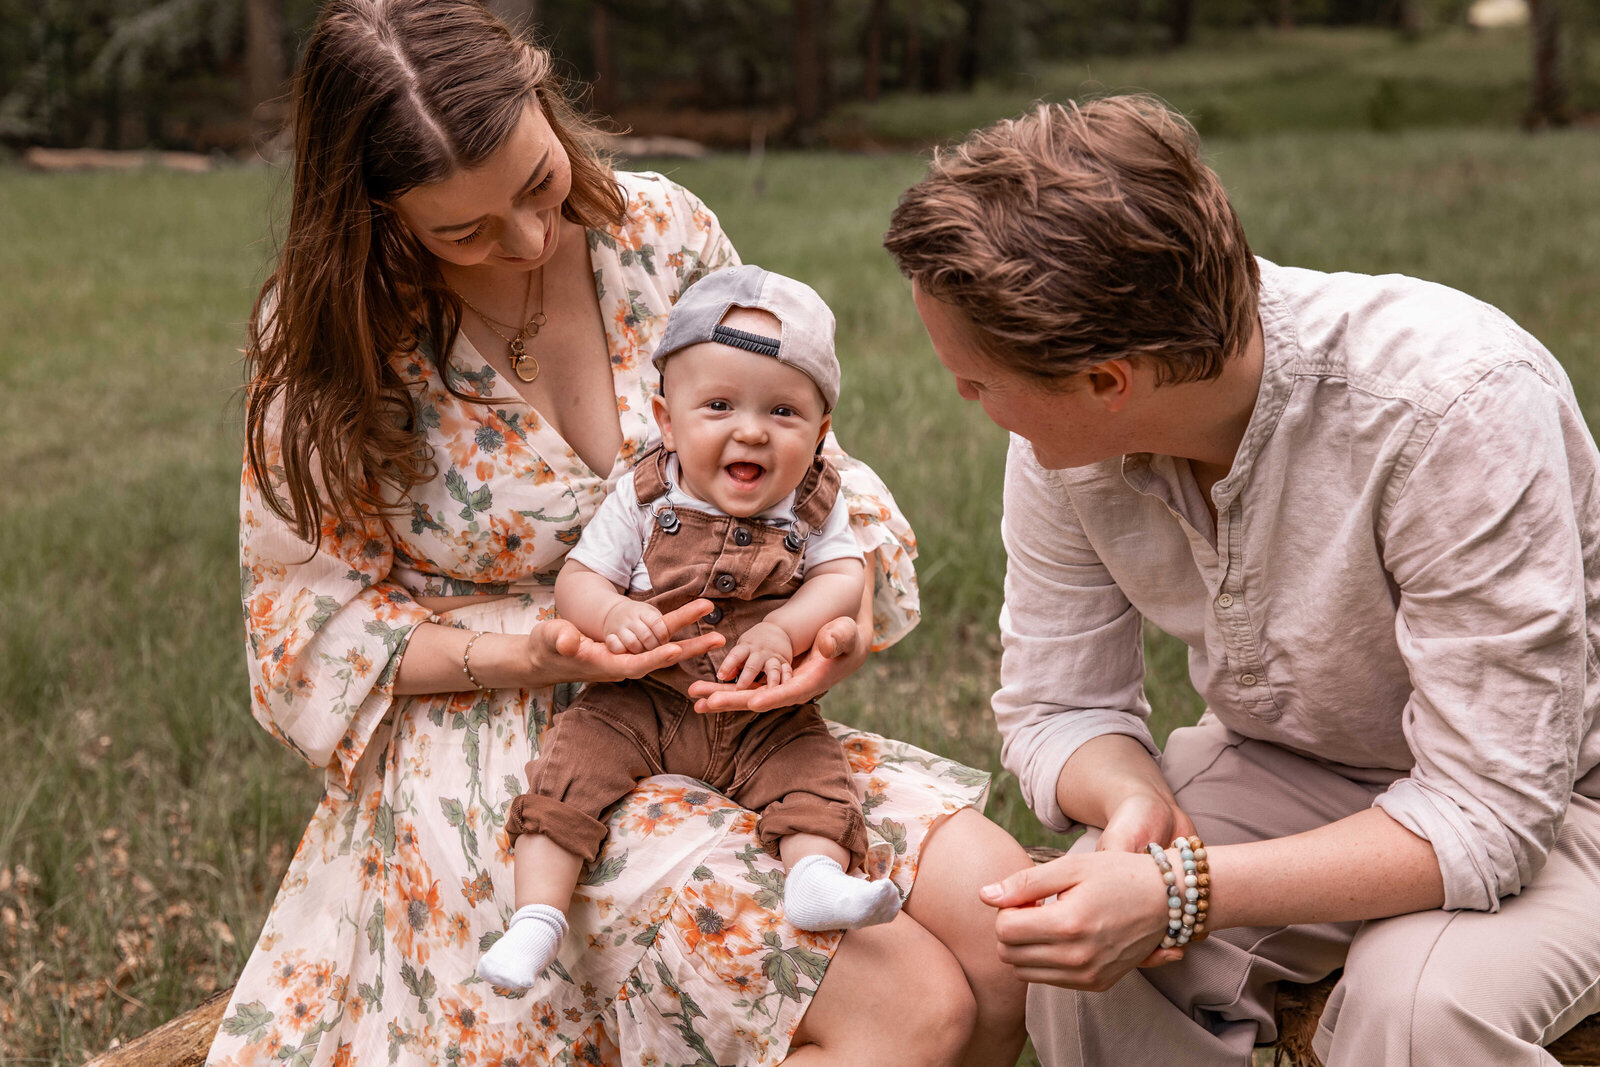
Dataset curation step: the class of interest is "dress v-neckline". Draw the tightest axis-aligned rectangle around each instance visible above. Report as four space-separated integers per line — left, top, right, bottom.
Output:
449 229 630 481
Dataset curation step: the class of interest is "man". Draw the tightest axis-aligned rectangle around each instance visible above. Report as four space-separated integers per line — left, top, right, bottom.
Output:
884 94 1600 1065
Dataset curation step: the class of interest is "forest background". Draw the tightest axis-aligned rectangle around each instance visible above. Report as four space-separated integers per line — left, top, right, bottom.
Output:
3 1 1600 1065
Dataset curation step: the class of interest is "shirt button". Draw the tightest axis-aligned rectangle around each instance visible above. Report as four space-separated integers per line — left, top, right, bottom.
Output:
714 572 737 593
703 605 724 624
1217 593 1234 608
1239 673 1258 686
732 526 752 547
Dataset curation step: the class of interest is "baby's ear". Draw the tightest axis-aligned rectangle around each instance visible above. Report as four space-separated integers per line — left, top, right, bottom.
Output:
651 392 675 450
815 413 832 450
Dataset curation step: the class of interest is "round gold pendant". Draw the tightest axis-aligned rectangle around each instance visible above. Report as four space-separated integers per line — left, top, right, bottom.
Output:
513 355 540 382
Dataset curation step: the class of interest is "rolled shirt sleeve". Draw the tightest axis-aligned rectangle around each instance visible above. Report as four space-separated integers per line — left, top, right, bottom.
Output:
993 436 1159 833
239 418 435 790
1376 363 1590 911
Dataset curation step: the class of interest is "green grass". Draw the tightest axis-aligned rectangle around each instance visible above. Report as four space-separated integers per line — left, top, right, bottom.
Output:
5 81 1600 1067
829 26 1539 145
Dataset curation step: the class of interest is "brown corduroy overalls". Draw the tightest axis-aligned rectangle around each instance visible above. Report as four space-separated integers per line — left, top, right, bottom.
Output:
505 446 869 869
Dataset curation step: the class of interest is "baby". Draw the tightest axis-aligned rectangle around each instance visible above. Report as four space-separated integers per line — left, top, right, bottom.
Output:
478 265 901 989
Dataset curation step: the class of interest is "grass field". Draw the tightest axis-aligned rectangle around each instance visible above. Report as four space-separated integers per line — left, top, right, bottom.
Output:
4 33 1600 1066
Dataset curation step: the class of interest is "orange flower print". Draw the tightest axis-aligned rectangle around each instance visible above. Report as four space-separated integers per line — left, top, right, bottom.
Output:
446 910 472 947
460 870 494 906
840 734 884 774
672 880 764 972
439 987 489 1048
666 250 685 271
344 648 373 675
392 862 447 965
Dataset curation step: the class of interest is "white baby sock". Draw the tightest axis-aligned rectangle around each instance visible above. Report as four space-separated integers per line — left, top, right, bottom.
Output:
783 854 903 932
476 903 569 989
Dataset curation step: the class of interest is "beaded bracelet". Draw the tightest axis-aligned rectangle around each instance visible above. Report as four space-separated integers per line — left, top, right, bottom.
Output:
1146 843 1185 950
1182 834 1210 942
462 631 488 690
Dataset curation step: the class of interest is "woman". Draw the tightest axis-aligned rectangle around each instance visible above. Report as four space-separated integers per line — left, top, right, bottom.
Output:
210 2 1027 1065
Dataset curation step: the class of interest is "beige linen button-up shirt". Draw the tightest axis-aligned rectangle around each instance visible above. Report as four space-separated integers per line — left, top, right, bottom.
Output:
996 259 1600 912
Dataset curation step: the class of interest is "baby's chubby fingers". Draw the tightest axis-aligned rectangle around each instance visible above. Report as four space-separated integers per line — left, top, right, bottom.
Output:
717 645 751 684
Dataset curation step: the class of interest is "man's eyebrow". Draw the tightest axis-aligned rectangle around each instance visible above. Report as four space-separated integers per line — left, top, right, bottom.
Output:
428 149 552 234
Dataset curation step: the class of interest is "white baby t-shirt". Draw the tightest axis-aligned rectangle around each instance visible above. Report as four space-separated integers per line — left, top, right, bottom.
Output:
567 455 862 593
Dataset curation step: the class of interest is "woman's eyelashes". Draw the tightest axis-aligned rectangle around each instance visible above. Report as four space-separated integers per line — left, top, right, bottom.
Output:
448 173 557 246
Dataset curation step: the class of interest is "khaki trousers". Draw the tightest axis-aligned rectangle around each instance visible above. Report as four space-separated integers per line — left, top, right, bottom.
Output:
1028 719 1600 1066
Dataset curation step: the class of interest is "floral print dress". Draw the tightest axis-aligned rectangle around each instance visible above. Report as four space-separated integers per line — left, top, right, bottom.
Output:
209 172 989 1067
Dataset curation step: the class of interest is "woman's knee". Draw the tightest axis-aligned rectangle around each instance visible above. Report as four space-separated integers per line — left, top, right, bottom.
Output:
793 916 975 1065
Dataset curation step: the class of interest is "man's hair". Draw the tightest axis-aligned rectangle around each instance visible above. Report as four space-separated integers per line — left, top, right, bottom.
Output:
884 94 1259 385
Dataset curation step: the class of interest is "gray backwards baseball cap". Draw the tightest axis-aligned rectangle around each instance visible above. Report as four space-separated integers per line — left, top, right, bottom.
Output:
652 264 840 412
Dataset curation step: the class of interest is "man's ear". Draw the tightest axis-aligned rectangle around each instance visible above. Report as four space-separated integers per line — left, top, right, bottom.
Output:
651 393 675 452
1083 358 1137 414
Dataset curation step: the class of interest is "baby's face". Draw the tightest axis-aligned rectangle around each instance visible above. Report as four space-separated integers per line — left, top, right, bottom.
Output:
652 313 831 518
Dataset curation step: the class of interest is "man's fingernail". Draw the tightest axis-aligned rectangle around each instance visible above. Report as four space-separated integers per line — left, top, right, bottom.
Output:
980 883 1002 901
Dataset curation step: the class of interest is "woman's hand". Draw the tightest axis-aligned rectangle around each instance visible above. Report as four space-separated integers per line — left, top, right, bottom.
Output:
525 599 725 686
980 849 1175 991
686 615 862 713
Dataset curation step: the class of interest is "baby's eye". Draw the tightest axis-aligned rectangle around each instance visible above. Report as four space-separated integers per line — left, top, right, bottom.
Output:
772 405 797 418
707 400 731 412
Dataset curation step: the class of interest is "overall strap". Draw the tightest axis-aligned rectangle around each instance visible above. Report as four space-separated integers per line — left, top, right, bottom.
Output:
791 455 842 531
631 445 673 504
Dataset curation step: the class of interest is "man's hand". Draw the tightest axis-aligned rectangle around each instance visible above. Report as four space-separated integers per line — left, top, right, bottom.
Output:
717 621 794 690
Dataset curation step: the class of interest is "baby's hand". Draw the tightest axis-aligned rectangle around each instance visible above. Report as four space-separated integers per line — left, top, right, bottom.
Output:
718 622 794 691
602 600 670 654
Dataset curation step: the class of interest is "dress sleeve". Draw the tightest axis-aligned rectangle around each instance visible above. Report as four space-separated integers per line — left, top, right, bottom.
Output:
820 433 921 652
239 412 436 789
991 435 1158 834
1375 362 1590 912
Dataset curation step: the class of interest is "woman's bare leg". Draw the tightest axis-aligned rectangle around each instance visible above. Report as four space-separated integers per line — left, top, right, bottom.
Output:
905 808 1032 1067
784 913 974 1066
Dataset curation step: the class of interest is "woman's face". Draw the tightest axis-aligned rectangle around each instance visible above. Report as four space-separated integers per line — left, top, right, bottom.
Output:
391 100 573 274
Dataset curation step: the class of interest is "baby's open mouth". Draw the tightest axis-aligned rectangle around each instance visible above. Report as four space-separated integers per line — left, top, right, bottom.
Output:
725 462 765 484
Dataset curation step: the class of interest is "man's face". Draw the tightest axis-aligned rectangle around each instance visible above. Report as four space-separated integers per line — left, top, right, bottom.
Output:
912 285 1122 470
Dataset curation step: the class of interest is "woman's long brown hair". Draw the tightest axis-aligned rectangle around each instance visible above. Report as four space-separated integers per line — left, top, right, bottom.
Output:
246 0 626 544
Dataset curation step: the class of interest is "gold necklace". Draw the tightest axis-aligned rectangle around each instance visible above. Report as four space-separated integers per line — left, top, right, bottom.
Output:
449 270 547 382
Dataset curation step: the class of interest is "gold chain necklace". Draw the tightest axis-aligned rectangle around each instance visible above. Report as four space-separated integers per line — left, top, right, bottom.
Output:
449 269 548 382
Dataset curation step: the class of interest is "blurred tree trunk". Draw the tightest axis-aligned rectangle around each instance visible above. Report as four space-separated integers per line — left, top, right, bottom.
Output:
1526 0 1571 127
590 2 616 114
903 0 923 89
862 0 887 101
1276 0 1294 30
244 0 286 127
957 0 982 90
793 0 822 142
1394 0 1423 39
1167 0 1195 46
819 0 834 113
485 0 539 33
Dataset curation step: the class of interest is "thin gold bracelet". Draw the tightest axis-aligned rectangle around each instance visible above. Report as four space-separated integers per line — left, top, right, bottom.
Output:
462 631 488 690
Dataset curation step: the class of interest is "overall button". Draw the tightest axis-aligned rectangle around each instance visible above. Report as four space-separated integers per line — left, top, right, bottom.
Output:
784 531 804 552
702 605 724 624
732 526 752 547
1239 673 1258 687
714 572 737 593
1217 593 1234 608
656 507 680 534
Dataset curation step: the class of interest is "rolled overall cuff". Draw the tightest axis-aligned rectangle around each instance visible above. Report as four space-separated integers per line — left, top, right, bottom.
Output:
758 796 869 872
506 793 609 864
